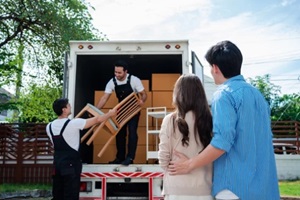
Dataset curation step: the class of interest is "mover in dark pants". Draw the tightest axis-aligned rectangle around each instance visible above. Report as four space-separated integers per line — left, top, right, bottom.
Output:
96 60 147 166
46 98 116 200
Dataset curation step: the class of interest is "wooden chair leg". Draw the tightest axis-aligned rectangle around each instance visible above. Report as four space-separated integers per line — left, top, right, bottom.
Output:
80 124 98 143
97 129 121 157
86 120 107 145
75 105 89 118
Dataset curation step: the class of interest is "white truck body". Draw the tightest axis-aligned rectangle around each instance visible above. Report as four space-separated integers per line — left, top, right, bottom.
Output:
65 40 204 200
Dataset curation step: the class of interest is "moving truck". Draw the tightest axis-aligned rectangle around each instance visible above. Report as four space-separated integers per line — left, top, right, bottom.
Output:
65 40 205 200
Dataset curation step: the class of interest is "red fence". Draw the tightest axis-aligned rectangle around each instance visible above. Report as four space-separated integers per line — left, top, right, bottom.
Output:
0 121 299 184
272 121 299 154
0 123 53 184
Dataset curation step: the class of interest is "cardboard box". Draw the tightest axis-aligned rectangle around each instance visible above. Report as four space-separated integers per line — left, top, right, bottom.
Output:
93 144 116 163
152 91 174 108
152 73 180 91
137 126 157 145
141 92 152 108
92 125 155 146
93 144 151 164
141 80 149 91
134 145 147 164
92 125 116 145
94 91 119 108
139 108 153 127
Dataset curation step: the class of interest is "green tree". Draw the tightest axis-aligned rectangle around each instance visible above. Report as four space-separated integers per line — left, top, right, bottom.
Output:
0 0 105 82
248 74 281 107
1 0 106 122
0 49 19 113
272 93 300 121
10 83 62 123
248 74 300 121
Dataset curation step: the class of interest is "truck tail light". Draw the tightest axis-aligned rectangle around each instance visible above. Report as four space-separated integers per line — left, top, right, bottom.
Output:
80 181 92 192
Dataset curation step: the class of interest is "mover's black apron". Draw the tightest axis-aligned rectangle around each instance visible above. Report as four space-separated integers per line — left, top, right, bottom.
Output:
49 119 82 200
113 75 140 160
113 74 134 102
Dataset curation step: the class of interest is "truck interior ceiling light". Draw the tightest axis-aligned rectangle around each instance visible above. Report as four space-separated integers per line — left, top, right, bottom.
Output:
165 44 171 49
78 45 84 49
88 45 93 49
175 44 181 49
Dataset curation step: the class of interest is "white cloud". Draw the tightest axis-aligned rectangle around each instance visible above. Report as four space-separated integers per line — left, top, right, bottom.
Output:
281 0 297 6
87 0 212 39
85 0 300 94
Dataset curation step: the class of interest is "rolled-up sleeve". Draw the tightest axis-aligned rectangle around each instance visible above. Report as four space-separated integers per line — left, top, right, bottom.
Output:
211 90 237 152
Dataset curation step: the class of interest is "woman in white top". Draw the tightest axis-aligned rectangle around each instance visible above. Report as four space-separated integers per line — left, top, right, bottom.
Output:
158 74 213 200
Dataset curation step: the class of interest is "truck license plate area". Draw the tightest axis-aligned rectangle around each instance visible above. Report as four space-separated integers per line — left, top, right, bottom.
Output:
106 182 148 199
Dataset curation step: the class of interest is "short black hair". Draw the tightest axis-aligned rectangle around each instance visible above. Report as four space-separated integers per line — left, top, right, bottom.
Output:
114 60 128 71
52 98 68 116
205 40 243 78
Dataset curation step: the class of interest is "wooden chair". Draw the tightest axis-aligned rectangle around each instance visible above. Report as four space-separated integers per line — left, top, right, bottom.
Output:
75 92 142 157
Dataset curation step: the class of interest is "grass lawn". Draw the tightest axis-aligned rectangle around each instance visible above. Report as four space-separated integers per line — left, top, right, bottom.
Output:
279 180 300 197
0 183 51 193
0 181 299 197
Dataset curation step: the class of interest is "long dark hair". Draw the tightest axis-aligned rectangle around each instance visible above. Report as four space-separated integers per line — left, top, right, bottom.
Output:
172 74 212 148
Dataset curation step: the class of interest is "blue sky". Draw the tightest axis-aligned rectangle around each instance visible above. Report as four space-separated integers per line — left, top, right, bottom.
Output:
86 0 300 94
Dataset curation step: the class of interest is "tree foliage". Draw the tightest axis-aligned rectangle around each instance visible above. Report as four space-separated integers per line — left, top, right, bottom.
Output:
0 0 105 81
10 83 62 123
248 75 300 121
0 49 20 113
248 74 281 107
0 0 106 122
272 93 300 121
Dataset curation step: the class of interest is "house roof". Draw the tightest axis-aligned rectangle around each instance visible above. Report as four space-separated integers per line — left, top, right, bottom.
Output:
0 87 14 102
0 87 13 97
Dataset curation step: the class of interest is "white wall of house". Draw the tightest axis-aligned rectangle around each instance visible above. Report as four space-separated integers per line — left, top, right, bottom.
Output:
275 155 300 180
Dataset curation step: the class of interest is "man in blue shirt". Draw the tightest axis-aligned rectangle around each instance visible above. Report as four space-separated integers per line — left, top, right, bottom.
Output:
168 41 280 200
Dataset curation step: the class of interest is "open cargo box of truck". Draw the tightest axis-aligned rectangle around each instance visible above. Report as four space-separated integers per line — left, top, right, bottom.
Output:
64 40 204 199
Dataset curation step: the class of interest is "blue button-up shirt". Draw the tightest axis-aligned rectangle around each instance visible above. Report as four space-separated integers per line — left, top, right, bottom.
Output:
210 75 280 200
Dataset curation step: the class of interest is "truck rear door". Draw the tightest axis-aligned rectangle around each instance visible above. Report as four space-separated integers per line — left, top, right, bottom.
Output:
191 51 204 84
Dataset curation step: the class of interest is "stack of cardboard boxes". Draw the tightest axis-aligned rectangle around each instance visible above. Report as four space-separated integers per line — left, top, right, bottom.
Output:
92 73 180 164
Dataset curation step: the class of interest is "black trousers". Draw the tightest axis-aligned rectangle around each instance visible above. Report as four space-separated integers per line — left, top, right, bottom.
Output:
52 160 82 200
116 112 140 160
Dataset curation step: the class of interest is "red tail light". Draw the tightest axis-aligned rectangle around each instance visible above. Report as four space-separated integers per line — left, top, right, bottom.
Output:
80 181 92 192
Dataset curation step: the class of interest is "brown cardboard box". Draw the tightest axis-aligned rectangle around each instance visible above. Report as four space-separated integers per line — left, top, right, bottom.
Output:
137 126 157 145
141 92 152 108
152 73 180 91
93 144 151 164
93 144 116 163
141 80 149 91
92 125 116 145
92 125 155 146
139 108 153 127
94 91 118 108
152 91 174 108
134 145 147 164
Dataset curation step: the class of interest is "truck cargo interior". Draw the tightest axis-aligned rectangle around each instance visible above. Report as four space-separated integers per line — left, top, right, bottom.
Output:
72 54 183 164
74 54 182 115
